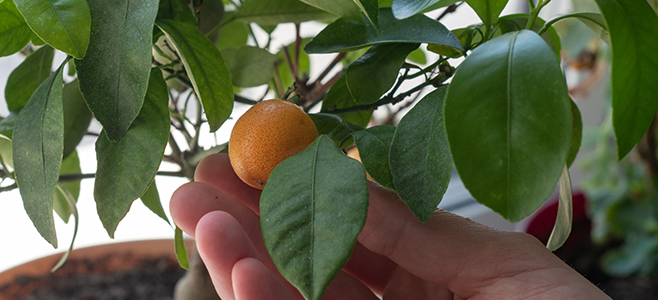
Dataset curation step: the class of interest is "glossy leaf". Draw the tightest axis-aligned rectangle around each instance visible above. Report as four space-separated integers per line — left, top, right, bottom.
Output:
233 0 335 25
261 135 368 300
566 99 582 167
444 30 572 222
309 113 365 147
497 14 561 56
391 0 459 19
546 164 573 251
300 0 363 23
62 79 92 159
94 69 170 237
13 62 66 248
5 45 54 112
346 43 419 104
305 8 462 53
13 0 91 58
464 0 508 29
53 151 81 223
198 0 225 40
220 46 277 87
140 180 170 225
352 125 396 190
571 13 609 45
175 226 189 269
76 0 159 141
157 20 233 132
592 0 658 158
156 0 196 26
390 87 452 222
0 134 13 170
215 19 249 50
51 184 79 272
0 113 17 139
301 0 378 27
320 74 372 127
0 0 31 57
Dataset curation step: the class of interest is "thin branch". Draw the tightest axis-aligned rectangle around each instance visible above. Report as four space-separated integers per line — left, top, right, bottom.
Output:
0 183 17 192
315 52 346 84
436 2 463 21
294 23 302 78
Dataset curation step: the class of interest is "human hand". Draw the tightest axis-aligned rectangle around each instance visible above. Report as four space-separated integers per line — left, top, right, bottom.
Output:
170 153 611 300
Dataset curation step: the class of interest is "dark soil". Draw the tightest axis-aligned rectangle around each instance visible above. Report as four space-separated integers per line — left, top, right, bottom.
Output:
0 252 186 300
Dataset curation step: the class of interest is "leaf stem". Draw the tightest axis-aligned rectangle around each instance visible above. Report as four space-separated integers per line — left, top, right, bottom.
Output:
526 0 552 30
538 12 602 36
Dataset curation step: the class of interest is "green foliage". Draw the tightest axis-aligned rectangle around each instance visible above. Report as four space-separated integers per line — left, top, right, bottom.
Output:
94 69 170 237
1 0 657 296
12 62 66 248
13 0 91 58
261 135 368 300
5 45 54 112
445 30 571 222
157 19 234 132
0 0 32 56
592 0 658 158
390 87 452 222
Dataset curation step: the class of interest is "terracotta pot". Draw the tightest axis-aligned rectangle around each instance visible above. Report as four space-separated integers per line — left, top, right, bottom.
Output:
0 239 193 299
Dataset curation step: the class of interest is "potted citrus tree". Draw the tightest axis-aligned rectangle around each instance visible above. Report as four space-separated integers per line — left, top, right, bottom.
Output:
0 0 657 299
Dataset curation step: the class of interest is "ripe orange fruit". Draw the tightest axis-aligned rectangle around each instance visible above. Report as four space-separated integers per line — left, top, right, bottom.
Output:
229 99 319 189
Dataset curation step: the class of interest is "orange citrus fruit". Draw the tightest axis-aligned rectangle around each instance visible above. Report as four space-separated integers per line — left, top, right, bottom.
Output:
229 99 319 189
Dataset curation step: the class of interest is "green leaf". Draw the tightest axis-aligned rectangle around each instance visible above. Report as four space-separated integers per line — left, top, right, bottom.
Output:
198 0 225 40
566 99 582 167
274 39 311 90
53 151 81 223
592 0 658 158
220 46 277 87
305 8 462 53
300 0 363 23
352 125 396 190
0 134 13 170
175 226 189 270
157 19 234 132
391 0 459 19
444 30 572 222
233 0 335 25
261 135 369 300
389 87 452 222
50 183 79 272
4 45 54 112
94 69 170 237
140 180 171 225
0 0 31 57
76 0 159 141
407 47 426 64
13 62 66 248
320 74 372 127
215 19 249 50
62 79 92 159
309 113 365 147
0 113 17 139
346 43 418 104
13 0 91 58
300 0 378 27
497 14 561 56
571 12 610 45
464 0 508 29
156 0 196 26
546 164 573 251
